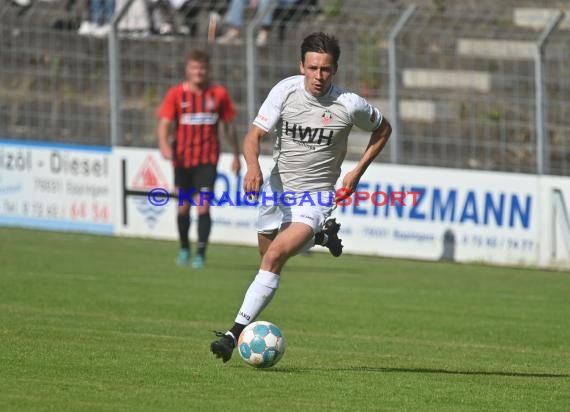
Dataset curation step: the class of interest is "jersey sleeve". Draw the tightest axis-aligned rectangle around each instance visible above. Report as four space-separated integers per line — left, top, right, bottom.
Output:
158 87 178 120
350 95 383 132
218 87 237 123
253 76 300 132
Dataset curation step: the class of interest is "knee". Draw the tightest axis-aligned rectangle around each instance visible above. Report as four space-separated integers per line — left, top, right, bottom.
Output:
262 247 286 269
196 204 210 215
178 204 190 215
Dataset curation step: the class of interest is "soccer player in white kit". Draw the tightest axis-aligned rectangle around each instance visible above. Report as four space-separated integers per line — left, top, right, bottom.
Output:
211 32 392 362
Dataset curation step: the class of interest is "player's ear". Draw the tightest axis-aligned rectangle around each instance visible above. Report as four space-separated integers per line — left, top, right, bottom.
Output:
299 60 305 74
332 64 338 75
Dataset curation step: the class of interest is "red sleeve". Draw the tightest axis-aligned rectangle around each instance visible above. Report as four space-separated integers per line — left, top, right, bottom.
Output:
158 86 178 120
218 87 236 123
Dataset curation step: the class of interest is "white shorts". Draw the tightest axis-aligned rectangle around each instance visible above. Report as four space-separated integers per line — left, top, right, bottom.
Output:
256 178 336 234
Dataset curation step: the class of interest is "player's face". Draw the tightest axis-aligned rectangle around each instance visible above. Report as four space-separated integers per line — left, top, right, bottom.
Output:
186 60 208 88
300 52 337 97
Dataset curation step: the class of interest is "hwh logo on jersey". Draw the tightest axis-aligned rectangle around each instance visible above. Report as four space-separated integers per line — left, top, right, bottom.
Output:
283 121 334 145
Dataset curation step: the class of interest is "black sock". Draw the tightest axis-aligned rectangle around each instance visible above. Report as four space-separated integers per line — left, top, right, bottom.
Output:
177 214 190 250
197 212 211 256
229 323 246 342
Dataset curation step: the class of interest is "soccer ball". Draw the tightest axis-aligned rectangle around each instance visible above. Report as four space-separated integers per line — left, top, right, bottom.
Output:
238 321 285 368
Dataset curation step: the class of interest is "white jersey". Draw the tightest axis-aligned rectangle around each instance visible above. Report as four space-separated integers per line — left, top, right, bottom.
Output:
253 75 383 194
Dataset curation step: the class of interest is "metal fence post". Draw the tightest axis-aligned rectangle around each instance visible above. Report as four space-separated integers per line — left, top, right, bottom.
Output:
246 0 278 126
535 10 564 175
109 0 136 147
388 4 416 164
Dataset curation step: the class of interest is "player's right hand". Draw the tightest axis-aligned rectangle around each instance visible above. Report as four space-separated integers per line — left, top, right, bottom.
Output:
160 145 172 160
243 166 263 195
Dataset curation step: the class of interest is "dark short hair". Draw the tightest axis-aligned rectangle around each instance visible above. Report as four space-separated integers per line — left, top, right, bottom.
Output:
300 32 340 67
186 50 209 65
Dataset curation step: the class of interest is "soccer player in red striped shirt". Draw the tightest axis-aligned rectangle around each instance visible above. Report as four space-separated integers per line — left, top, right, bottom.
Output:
158 50 241 268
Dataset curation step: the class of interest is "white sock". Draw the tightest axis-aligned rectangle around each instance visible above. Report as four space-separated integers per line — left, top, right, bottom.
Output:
234 270 280 325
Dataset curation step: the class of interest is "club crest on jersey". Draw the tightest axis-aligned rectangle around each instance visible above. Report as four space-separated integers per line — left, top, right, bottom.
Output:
322 109 333 126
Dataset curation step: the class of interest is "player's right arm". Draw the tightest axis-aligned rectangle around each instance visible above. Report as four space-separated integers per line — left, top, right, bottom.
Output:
242 125 267 194
157 86 178 160
158 117 173 160
243 76 301 194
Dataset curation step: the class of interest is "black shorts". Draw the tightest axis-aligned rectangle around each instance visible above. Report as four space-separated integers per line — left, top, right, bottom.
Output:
174 164 217 193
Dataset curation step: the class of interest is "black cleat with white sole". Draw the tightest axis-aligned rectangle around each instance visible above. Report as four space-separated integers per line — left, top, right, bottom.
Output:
210 331 236 363
321 218 343 257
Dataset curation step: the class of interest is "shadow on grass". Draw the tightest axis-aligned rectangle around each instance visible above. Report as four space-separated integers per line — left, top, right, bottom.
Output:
266 366 570 378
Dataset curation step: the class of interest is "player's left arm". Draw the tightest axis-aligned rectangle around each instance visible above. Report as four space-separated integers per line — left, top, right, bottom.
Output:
342 117 392 193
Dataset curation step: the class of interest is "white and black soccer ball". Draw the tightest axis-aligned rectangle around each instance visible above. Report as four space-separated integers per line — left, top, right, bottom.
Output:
238 321 285 368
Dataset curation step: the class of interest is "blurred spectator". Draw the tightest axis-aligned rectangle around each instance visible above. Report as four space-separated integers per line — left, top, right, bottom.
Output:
12 0 59 7
11 0 60 7
116 0 151 36
71 0 230 39
11 0 87 31
12 0 32 6
146 0 191 35
53 0 85 31
176 0 230 39
217 0 297 46
78 0 116 37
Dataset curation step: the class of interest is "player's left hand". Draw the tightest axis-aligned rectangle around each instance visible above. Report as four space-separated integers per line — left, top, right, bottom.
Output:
231 155 241 175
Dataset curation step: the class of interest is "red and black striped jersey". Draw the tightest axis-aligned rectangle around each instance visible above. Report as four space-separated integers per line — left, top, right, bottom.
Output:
158 83 236 168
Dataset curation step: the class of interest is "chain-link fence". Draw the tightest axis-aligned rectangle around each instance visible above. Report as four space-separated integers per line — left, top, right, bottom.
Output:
1 0 569 175
396 6 569 174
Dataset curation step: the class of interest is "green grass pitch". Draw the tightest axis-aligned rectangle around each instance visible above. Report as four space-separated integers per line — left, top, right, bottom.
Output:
1 227 569 411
